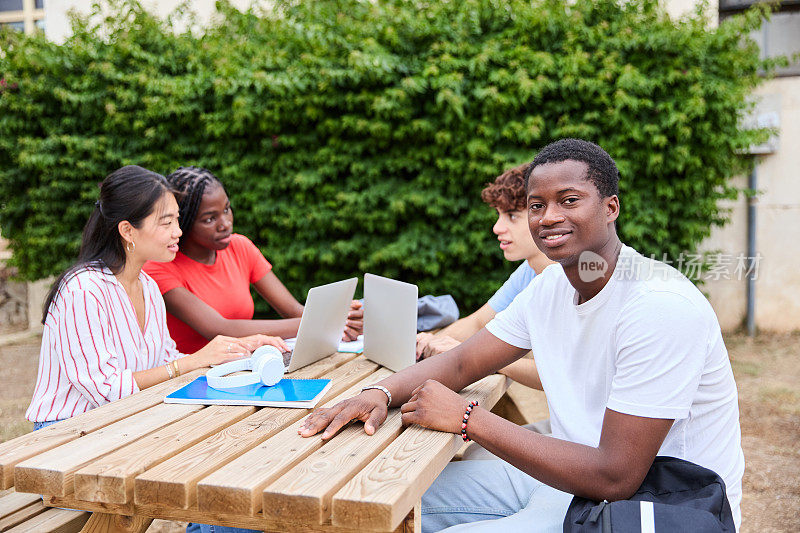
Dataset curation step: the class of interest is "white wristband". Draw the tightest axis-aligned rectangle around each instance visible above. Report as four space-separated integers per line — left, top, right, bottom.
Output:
362 385 391 408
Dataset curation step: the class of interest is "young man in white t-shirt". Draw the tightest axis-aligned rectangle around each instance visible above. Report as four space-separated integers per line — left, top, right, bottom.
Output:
300 139 744 532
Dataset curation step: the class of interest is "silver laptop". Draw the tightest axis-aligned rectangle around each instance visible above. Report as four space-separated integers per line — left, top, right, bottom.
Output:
363 273 418 372
283 277 358 372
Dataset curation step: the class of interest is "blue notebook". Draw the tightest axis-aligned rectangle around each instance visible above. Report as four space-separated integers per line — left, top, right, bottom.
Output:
164 376 332 408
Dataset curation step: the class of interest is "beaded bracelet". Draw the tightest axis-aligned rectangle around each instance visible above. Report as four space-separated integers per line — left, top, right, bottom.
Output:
165 362 175 380
461 401 479 442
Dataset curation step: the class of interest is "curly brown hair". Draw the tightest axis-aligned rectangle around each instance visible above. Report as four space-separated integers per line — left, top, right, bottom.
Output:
480 163 529 212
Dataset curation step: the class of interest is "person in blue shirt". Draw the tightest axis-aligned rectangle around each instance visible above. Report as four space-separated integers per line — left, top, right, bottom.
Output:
416 163 552 390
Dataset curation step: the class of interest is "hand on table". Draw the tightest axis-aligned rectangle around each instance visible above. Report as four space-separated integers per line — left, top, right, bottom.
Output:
343 300 363 341
415 332 461 361
400 379 471 434
238 334 290 353
194 335 255 366
194 334 289 367
299 380 471 440
299 388 389 439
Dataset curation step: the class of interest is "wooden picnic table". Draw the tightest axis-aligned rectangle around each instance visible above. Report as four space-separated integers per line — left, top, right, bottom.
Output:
0 352 510 533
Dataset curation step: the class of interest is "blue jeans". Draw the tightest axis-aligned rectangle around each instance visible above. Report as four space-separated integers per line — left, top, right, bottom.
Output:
197 525 258 533
33 420 61 431
421 459 573 532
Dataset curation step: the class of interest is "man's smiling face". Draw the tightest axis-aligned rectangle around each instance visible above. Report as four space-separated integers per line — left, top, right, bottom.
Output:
527 159 619 268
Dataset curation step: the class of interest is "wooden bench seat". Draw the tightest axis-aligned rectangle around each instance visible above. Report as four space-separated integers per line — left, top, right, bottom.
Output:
0 489 89 532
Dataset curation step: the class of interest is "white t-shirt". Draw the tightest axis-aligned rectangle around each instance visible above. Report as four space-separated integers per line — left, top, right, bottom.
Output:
485 245 744 528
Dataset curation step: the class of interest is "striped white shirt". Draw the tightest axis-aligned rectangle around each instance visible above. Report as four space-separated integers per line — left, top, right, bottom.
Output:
27 264 183 422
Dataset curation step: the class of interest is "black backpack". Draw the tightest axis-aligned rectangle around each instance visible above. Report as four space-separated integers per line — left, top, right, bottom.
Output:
563 457 735 532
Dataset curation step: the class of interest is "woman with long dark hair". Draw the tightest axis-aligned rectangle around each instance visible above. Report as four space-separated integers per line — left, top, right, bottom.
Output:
27 165 286 428
143 166 362 354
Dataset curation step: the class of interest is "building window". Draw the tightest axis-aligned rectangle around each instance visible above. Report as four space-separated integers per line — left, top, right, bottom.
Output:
720 1 800 77
0 20 24 31
0 0 43 35
0 1 24 12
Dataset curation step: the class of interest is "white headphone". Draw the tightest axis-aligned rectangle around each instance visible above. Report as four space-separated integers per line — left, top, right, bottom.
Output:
206 345 285 391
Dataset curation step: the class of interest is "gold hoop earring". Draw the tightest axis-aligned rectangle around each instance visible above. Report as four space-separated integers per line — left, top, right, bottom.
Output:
126 241 135 253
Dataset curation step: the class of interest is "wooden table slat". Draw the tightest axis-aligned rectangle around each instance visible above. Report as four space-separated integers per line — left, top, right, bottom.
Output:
45 494 410 533
0 369 205 490
262 404 404 525
75 512 149 533
196 367 393 516
3 507 89 533
0 490 42 520
0 500 46 531
288 352 360 380
14 403 201 497
134 357 379 509
72 404 257 504
331 375 508 532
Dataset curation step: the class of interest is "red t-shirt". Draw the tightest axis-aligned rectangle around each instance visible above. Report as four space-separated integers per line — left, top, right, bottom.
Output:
143 234 272 354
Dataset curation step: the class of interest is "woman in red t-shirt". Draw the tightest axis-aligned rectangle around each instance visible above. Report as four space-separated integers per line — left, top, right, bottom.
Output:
144 166 362 354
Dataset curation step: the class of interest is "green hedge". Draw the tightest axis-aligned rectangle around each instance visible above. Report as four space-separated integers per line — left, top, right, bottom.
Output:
0 0 773 313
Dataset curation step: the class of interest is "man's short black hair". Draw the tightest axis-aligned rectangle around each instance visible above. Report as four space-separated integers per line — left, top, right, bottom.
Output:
523 138 619 198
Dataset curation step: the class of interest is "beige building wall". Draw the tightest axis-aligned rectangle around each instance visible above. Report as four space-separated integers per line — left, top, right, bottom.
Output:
44 0 259 43
667 0 800 332
0 231 50 338
704 80 800 333
746 77 800 331
0 232 10 264
0 232 30 336
700 174 749 331
664 0 719 25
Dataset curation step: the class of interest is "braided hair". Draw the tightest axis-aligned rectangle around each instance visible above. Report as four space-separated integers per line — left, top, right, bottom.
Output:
166 166 224 245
